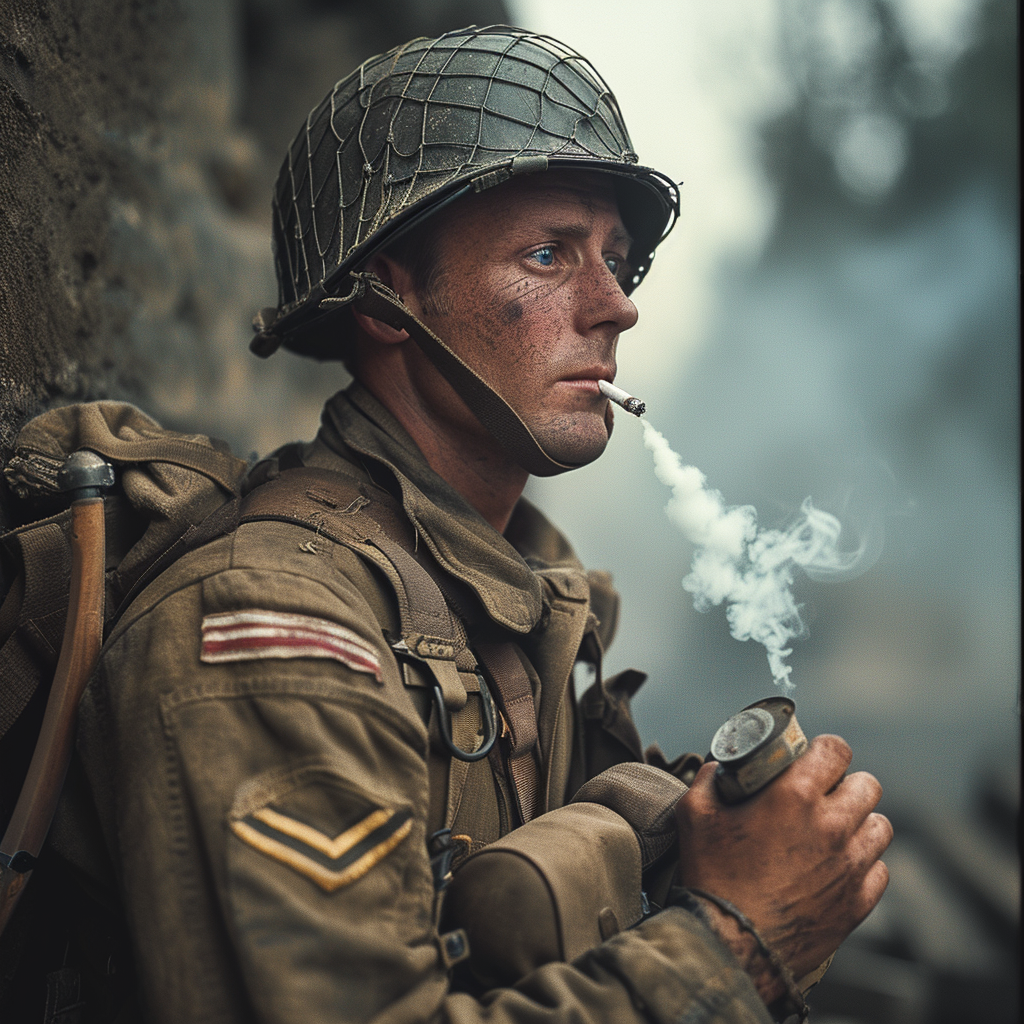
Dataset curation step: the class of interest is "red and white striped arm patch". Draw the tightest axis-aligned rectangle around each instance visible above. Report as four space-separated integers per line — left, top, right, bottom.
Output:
200 610 382 681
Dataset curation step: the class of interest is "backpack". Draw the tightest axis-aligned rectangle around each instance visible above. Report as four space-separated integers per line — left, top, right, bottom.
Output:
0 401 249 1022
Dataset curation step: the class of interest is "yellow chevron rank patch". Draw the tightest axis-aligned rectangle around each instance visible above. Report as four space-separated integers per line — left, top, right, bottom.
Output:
230 803 413 892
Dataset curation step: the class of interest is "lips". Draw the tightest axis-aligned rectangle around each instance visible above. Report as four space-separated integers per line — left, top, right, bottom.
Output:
561 366 616 387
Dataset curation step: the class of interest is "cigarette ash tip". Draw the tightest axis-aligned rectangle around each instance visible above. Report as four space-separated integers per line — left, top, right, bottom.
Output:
598 379 646 417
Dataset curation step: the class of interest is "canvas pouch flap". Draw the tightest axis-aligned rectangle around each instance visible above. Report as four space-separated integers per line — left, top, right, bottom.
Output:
440 801 642 988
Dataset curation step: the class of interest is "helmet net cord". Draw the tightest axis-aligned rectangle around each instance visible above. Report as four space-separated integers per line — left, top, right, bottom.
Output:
274 25 673 316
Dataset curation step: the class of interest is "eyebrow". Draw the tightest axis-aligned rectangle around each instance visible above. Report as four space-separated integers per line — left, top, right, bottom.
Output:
544 221 633 250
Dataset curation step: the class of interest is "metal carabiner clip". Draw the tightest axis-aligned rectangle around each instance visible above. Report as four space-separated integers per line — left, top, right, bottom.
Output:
432 672 498 762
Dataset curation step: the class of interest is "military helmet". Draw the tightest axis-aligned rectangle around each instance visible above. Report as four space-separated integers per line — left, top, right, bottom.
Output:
252 24 680 359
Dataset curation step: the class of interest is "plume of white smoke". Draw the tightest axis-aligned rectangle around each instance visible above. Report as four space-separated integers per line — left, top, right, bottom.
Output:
641 420 868 693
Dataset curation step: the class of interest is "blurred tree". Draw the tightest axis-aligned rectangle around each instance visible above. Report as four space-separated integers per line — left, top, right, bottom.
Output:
752 0 1018 484
767 0 1016 222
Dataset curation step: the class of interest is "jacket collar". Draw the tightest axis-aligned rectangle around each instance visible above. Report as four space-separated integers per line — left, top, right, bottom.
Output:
315 384 586 634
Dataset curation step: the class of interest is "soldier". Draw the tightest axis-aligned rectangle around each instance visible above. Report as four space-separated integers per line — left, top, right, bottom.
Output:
78 25 891 1024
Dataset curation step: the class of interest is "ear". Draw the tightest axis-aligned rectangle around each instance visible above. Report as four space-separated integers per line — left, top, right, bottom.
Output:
352 253 413 345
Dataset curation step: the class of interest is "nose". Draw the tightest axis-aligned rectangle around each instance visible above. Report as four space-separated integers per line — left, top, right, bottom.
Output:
579 261 639 339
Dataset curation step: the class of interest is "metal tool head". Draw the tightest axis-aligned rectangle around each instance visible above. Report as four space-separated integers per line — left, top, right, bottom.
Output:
57 451 115 500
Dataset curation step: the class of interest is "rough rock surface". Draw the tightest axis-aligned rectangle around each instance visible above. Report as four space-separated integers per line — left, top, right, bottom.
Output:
0 0 508 533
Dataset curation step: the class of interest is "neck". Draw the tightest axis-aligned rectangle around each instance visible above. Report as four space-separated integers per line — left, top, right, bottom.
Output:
359 370 529 533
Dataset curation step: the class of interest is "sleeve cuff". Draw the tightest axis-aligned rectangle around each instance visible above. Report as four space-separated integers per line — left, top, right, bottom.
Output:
577 906 775 1024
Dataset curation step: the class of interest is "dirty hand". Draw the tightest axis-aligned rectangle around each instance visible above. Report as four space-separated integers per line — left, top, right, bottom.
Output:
674 735 892 996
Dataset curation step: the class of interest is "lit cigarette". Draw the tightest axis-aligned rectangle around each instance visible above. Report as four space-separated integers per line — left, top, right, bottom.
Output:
598 379 646 417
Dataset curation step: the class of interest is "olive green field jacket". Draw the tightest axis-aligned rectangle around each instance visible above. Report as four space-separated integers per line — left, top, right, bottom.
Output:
78 385 772 1024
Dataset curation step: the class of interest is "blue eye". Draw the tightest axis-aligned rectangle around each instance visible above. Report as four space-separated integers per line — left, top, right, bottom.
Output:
606 256 632 284
531 247 555 267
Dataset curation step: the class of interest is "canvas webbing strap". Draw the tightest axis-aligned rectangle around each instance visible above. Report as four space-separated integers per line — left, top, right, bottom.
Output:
6 437 244 502
475 641 540 824
0 586 37 742
66 437 243 495
443 715 475 832
238 470 468 694
351 274 579 478
238 467 542 825
0 516 73 740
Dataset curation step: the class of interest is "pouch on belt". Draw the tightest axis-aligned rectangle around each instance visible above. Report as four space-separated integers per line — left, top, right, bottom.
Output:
441 762 688 989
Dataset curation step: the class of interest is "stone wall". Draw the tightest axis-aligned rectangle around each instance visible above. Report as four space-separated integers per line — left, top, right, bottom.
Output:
0 0 508 532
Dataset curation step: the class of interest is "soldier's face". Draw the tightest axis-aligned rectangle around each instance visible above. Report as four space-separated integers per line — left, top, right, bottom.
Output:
405 171 639 469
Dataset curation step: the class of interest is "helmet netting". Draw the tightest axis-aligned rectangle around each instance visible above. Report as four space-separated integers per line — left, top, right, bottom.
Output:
272 25 670 314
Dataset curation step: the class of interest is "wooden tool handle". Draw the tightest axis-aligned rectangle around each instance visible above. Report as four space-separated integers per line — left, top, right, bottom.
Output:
0 497 106 931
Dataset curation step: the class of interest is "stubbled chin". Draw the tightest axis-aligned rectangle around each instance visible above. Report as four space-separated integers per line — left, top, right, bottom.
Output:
527 411 611 471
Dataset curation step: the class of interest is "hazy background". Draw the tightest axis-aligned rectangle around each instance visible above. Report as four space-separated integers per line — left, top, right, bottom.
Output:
2 0 1017 1018
514 0 1019 814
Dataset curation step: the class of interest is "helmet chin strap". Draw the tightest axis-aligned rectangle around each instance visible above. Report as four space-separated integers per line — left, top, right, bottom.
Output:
347 272 586 478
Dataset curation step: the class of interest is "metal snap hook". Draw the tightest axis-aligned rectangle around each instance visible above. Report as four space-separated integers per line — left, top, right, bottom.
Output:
432 672 497 762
